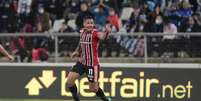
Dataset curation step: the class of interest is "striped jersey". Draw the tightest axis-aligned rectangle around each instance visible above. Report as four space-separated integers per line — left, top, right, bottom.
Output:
79 28 100 67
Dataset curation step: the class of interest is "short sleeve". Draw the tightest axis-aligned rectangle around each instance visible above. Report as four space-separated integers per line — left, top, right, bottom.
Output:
92 29 99 41
80 29 84 33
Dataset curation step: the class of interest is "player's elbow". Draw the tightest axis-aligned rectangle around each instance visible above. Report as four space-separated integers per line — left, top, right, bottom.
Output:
98 34 105 40
97 32 107 40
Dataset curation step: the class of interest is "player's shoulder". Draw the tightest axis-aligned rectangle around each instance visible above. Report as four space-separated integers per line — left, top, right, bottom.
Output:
92 28 99 33
80 29 84 33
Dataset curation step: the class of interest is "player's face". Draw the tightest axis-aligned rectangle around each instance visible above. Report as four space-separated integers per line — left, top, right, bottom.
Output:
83 19 94 31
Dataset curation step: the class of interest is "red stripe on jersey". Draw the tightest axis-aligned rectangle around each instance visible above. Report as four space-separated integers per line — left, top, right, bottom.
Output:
83 33 88 65
81 32 87 65
79 33 83 63
80 32 83 64
86 34 90 66
89 34 93 66
79 29 100 67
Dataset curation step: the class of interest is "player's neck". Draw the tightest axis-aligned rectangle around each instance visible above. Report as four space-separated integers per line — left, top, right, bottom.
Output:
84 29 92 33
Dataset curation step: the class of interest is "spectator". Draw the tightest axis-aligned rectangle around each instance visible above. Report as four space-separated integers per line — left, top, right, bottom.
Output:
160 19 178 57
117 4 146 57
178 1 193 18
148 4 163 24
32 48 48 62
189 0 199 12
59 19 74 33
147 15 164 57
163 19 178 40
165 3 181 26
75 2 93 30
0 2 18 33
151 15 164 32
10 0 18 13
141 2 151 16
18 0 32 15
62 0 81 19
23 23 34 62
104 8 122 57
31 0 41 14
180 16 201 57
181 16 200 32
35 6 50 32
45 0 65 20
104 0 123 16
33 6 50 56
65 0 80 14
107 8 122 32
59 19 75 56
192 13 201 26
11 36 28 62
147 0 156 12
91 0 109 31
126 4 141 32
23 23 33 32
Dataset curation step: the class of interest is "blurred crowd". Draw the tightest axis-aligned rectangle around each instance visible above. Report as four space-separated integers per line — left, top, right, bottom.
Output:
0 0 201 62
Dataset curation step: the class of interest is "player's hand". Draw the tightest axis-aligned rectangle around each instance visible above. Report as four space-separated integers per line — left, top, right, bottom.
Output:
7 55 14 61
103 23 112 40
71 52 79 60
105 23 112 33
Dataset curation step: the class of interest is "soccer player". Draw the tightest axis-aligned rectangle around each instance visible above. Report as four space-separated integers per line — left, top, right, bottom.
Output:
67 16 111 101
0 44 14 61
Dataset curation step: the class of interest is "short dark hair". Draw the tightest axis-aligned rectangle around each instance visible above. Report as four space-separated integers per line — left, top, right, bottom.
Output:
83 16 93 21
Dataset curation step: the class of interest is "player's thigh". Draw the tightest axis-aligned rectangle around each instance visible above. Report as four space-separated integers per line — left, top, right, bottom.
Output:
67 62 85 86
67 72 80 86
87 65 100 82
87 65 100 92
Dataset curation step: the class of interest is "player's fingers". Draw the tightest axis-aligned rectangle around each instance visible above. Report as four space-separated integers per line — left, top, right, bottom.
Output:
71 54 75 59
10 57 15 62
71 53 78 60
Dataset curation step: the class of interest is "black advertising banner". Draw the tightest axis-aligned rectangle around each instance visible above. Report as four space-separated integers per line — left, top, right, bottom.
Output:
0 65 200 101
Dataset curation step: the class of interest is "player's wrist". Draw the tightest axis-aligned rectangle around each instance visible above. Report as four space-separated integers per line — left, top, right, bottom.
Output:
104 28 110 40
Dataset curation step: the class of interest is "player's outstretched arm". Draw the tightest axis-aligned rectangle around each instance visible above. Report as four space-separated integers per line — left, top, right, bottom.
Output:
0 44 14 61
97 24 111 40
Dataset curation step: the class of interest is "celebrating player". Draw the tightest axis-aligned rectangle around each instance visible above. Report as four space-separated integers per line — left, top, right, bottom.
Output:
67 16 111 101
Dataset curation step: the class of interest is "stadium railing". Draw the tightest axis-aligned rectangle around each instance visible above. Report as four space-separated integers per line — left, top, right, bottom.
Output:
0 32 201 63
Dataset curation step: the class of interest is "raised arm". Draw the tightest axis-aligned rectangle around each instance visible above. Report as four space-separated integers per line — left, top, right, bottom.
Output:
97 24 111 40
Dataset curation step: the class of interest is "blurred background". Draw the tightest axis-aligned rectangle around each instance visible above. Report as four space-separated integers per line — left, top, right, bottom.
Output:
0 0 201 63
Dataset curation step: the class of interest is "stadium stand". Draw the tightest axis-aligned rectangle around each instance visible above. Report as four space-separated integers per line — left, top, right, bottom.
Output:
0 0 201 62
